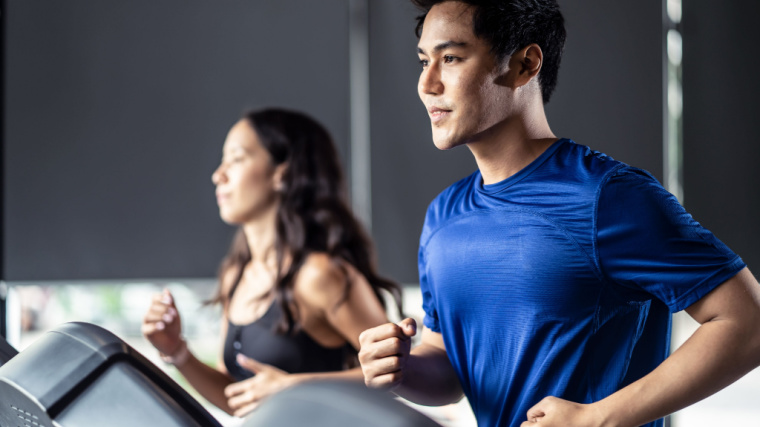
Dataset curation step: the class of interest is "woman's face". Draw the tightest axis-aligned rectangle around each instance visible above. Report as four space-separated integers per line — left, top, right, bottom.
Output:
211 120 283 225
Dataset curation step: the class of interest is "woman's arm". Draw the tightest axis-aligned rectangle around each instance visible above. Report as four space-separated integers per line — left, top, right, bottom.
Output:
221 253 396 416
170 319 239 414
294 253 392 349
143 289 238 414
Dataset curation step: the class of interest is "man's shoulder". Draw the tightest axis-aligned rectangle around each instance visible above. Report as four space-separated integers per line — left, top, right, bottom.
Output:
551 139 650 192
556 138 623 172
419 170 480 243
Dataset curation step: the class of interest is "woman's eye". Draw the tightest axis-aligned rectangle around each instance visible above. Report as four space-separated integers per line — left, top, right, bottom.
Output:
221 155 243 165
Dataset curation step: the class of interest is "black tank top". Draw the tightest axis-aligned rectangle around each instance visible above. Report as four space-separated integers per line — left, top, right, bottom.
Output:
223 301 350 381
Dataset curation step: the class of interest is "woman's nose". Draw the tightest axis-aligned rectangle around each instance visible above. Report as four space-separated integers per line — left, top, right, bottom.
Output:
211 165 225 185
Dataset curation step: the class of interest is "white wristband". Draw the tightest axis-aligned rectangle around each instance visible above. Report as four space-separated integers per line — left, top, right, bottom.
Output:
160 340 190 366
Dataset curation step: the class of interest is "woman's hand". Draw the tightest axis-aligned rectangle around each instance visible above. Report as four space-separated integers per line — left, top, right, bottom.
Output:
224 354 297 417
141 289 184 357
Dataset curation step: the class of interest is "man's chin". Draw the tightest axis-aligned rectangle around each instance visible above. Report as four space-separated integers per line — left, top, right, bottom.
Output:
431 133 464 151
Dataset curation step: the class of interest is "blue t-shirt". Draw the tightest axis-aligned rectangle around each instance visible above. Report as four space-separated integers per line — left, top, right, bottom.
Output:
418 139 745 427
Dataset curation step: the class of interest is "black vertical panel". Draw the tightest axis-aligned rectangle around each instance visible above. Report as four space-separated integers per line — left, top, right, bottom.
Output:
682 1 760 270
369 0 664 283
3 0 350 280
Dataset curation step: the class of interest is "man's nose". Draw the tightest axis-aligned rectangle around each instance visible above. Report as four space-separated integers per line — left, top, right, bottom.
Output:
419 64 443 96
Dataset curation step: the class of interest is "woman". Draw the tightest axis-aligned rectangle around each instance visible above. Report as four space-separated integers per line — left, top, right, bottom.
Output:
142 108 402 417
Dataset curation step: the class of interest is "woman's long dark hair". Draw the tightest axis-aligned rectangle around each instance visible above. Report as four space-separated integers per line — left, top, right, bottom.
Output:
210 108 403 338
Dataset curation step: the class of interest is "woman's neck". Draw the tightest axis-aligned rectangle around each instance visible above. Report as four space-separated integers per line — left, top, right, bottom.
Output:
242 205 279 267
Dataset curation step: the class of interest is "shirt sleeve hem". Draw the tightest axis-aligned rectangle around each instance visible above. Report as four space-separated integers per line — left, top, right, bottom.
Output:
423 315 441 333
668 257 747 312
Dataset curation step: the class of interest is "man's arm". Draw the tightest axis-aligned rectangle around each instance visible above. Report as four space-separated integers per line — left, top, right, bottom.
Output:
523 267 760 427
359 318 464 406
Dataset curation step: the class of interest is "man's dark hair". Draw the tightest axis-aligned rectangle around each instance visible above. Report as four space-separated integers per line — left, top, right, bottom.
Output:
411 0 566 104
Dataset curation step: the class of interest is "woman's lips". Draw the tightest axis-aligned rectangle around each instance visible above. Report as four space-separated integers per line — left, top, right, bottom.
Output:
216 192 230 204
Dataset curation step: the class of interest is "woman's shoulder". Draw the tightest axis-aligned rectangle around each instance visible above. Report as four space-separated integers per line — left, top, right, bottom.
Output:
294 252 352 307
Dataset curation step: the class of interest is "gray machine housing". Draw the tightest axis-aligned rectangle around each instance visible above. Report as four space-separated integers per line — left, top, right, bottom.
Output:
0 322 221 427
243 379 443 427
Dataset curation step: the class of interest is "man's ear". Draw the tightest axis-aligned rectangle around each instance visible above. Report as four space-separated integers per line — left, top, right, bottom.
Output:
504 43 543 88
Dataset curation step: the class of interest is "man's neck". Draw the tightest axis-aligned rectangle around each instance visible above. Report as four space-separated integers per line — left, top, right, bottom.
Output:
467 110 556 185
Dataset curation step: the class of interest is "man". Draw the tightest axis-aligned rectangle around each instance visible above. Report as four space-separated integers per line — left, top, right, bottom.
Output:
357 1 760 426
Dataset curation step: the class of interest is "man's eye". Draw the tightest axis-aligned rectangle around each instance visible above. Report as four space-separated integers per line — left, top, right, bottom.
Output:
443 55 457 63
419 59 429 68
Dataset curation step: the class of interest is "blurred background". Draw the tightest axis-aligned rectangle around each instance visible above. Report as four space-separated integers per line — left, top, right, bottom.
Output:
1 0 759 425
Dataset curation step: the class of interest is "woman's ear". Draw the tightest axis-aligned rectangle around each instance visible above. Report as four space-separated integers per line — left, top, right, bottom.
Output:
272 162 288 192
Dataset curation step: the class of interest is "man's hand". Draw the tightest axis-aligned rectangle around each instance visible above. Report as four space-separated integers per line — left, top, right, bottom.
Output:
521 396 604 427
358 317 417 389
224 354 296 417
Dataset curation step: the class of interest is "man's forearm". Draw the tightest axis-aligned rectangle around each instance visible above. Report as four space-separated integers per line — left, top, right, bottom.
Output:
394 343 465 406
594 306 760 426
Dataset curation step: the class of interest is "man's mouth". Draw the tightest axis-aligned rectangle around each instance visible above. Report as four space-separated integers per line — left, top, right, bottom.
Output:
428 107 452 124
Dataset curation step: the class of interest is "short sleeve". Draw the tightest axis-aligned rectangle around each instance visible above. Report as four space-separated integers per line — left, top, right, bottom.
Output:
596 167 745 312
418 205 441 333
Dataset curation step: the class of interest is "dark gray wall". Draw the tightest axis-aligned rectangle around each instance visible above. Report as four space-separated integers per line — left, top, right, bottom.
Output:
4 0 684 284
682 1 760 271
369 0 665 283
3 0 350 280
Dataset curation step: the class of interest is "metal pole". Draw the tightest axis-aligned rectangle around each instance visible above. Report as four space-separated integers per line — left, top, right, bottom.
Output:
348 0 372 232
1 0 7 339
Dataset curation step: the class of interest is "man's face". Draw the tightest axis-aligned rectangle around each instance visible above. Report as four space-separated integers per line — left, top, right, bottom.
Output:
417 1 511 150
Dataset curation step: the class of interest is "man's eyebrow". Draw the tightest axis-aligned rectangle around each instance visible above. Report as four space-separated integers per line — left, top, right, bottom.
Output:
417 40 469 55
